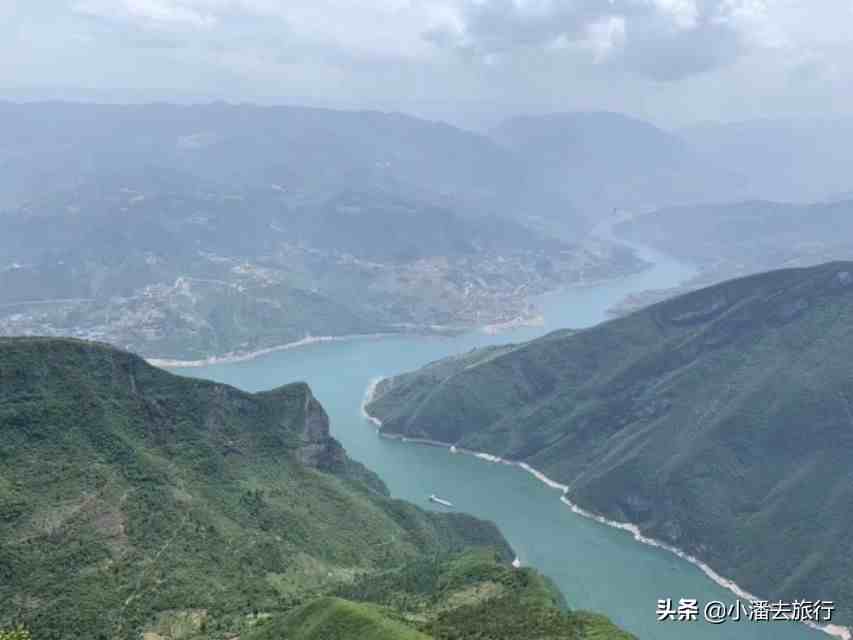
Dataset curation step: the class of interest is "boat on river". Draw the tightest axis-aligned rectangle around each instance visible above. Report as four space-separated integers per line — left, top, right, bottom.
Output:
428 494 453 507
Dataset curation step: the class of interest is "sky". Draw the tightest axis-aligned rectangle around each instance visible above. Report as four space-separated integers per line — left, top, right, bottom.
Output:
4 1 853 128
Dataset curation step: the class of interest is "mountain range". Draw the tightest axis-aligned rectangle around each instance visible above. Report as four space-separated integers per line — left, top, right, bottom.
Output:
491 111 750 217
0 172 642 361
617 199 853 277
0 103 656 361
604 198 853 315
0 102 524 218
6 103 853 362
681 117 853 204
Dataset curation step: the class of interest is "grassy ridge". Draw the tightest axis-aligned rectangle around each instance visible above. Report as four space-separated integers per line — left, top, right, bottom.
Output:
336 550 634 640
367 261 853 624
245 598 430 640
245 550 634 640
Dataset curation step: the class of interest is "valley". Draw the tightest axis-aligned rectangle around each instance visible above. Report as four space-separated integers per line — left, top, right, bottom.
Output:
0 103 648 361
0 222 642 362
364 261 853 634
177 246 823 640
6 3 853 637
4 100 853 640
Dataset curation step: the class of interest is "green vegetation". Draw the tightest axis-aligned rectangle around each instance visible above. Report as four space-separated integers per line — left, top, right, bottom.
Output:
0 337 631 640
243 598 430 640
0 337 505 638
0 627 32 640
367 261 853 624
335 550 633 640
242 550 634 640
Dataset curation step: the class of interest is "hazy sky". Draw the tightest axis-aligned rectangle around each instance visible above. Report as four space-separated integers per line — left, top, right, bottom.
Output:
4 1 853 127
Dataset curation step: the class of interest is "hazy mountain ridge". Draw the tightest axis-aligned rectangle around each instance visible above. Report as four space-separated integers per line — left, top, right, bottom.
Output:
492 112 853 218
617 199 853 273
607 198 853 316
681 117 853 203
0 101 556 222
9 103 853 361
367 262 853 625
490 111 752 217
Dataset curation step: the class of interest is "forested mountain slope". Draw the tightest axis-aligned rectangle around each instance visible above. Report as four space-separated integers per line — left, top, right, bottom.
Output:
367 262 853 625
0 337 631 640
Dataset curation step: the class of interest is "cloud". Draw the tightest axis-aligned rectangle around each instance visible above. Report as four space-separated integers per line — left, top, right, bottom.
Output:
4 0 853 128
67 1 455 58
580 16 627 62
71 0 218 29
425 0 765 81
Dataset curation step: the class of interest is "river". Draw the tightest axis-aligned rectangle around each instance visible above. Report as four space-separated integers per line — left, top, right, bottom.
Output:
172 242 823 640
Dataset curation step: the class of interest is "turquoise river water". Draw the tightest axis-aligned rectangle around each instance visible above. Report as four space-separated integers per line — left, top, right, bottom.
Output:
173 243 824 640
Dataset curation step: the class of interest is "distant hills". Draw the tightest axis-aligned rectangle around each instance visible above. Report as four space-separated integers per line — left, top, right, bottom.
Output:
615 198 853 289
607 178 853 319
0 101 567 225
367 261 853 626
491 112 853 215
0 102 656 361
681 117 853 203
490 111 750 217
0 337 633 640
0 172 641 361
5 103 853 220
5 102 853 361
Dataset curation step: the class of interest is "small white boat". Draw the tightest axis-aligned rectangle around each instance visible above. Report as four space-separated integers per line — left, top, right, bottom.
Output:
428 494 453 507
